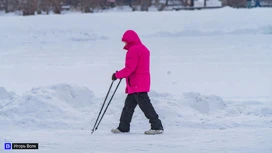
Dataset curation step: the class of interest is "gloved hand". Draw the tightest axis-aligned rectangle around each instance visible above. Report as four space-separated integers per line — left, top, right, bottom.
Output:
112 73 117 81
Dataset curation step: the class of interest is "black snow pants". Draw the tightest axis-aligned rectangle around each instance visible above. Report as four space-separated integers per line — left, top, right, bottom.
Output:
118 92 163 132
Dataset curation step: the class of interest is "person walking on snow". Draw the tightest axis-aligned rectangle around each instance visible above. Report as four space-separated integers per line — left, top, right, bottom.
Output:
111 30 164 135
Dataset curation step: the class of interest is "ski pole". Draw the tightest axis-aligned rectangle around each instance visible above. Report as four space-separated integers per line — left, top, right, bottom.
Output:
91 80 114 134
92 79 122 133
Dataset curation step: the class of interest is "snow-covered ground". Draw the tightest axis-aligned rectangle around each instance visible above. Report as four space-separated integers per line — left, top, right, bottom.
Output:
0 7 272 153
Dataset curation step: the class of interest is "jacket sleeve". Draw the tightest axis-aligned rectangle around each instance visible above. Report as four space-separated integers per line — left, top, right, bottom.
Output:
115 48 139 79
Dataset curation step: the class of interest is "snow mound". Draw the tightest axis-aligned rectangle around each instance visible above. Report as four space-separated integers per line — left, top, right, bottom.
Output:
0 87 16 109
224 101 272 117
1 86 271 130
0 84 95 128
183 92 226 114
38 84 95 109
0 87 11 100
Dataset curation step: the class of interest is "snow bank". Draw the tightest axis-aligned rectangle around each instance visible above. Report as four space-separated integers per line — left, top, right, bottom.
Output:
0 87 16 109
0 87 11 100
183 92 226 114
0 84 95 129
223 100 272 117
0 85 271 130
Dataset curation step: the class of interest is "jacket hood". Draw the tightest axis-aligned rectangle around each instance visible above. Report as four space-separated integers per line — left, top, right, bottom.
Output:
122 30 142 50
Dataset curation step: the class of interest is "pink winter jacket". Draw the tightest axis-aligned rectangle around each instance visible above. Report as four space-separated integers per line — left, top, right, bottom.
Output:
115 30 150 94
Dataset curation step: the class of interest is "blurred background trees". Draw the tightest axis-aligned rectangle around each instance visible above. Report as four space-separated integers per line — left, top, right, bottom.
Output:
0 0 271 15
